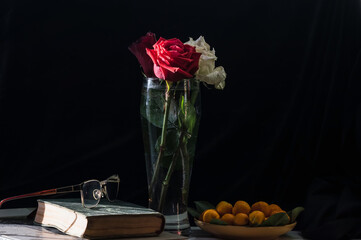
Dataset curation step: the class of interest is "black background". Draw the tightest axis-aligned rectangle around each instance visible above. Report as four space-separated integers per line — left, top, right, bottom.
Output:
1 0 361 239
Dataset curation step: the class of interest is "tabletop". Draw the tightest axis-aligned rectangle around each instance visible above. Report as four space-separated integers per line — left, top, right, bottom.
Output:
0 208 306 240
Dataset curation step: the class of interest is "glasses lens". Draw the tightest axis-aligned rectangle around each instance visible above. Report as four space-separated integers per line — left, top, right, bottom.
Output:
82 180 101 208
105 178 119 201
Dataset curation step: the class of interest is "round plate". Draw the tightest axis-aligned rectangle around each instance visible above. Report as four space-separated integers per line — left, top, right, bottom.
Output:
195 219 297 240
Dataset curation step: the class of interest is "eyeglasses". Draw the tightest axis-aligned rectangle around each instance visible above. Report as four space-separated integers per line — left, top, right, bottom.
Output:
0 175 120 209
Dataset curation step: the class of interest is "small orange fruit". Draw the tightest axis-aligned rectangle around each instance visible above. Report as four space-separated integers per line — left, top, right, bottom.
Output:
251 201 271 217
269 204 282 214
232 200 251 215
249 210 265 225
220 213 235 225
216 201 233 216
233 213 249 226
202 209 220 223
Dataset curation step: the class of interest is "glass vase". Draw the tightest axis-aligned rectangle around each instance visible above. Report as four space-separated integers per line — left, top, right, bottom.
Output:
140 77 201 235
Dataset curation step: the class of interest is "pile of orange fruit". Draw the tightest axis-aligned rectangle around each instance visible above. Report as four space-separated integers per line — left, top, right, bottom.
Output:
200 200 288 226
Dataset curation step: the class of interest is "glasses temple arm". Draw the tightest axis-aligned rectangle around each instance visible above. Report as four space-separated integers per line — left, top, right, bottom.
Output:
0 189 57 208
0 184 82 208
56 184 82 194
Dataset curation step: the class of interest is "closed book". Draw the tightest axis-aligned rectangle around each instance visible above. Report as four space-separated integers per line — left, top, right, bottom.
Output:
34 199 165 239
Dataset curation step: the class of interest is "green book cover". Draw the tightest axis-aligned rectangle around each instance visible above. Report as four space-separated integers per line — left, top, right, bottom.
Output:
38 198 159 217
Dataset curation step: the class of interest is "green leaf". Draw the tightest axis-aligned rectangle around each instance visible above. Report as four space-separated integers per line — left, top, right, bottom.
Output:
140 89 166 128
181 96 185 113
288 207 304 223
194 201 216 213
185 105 196 134
187 207 201 219
261 212 290 226
140 86 178 129
210 219 228 225
155 129 179 157
178 98 197 135
167 99 178 127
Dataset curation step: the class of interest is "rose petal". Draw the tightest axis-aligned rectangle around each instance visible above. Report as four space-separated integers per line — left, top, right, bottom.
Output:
153 64 166 80
197 66 226 89
146 37 200 81
157 61 193 82
187 52 201 75
128 32 157 77
185 36 226 89
146 48 158 66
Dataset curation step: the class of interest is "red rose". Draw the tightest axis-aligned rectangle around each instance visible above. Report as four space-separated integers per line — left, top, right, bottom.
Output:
146 37 201 82
128 32 157 77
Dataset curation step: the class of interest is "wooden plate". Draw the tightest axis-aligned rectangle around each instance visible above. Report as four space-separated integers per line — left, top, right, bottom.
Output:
195 219 297 240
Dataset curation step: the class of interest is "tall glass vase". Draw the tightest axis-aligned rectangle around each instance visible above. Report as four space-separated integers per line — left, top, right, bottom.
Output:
140 77 201 235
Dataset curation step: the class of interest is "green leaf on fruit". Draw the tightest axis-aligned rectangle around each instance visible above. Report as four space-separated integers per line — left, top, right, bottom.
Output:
194 201 216 213
261 212 290 226
187 207 201 219
288 206 304 223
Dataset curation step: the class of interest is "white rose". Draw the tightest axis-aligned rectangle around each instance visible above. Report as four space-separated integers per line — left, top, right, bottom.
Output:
185 36 226 90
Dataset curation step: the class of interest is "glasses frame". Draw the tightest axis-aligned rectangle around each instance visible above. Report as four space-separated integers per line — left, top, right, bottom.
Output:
0 174 120 209
79 175 120 208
